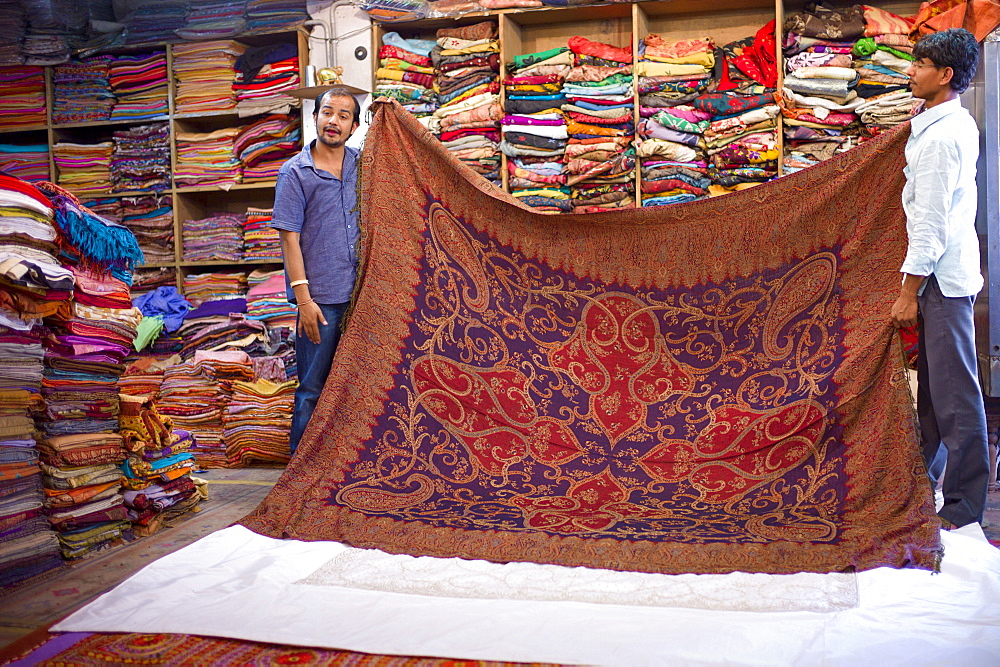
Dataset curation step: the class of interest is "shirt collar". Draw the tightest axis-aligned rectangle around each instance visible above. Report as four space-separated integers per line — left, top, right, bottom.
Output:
910 97 962 139
300 140 358 180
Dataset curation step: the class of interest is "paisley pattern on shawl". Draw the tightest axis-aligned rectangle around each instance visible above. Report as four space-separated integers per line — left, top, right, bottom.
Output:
242 100 940 575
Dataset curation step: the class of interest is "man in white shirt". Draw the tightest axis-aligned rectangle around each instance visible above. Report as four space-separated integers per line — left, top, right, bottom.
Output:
891 28 989 529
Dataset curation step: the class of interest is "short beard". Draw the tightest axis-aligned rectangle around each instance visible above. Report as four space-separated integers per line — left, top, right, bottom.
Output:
317 131 347 148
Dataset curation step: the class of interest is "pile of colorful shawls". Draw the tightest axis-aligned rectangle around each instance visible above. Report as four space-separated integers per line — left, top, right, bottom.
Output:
131 268 177 298
119 393 202 537
0 175 64 589
502 46 572 212
120 195 174 265
109 51 169 122
182 272 248 305
110 122 171 193
246 268 296 329
781 4 918 173
51 56 114 124
233 114 301 182
562 36 635 213
0 65 46 127
375 32 439 122
172 40 246 114
53 140 114 194
233 43 300 117
223 378 294 465
245 0 309 31
120 1 187 45
242 208 282 260
182 214 245 263
0 143 49 182
636 35 715 207
431 21 502 185
176 1 247 41
174 127 242 187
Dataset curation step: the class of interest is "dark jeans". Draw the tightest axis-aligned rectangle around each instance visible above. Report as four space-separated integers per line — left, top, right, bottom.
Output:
290 302 348 454
917 276 990 527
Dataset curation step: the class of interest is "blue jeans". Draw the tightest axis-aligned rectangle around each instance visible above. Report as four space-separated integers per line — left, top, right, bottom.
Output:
290 302 348 453
917 276 990 527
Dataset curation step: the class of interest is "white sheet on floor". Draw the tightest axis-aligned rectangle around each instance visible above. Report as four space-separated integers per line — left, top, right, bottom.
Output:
54 524 1000 665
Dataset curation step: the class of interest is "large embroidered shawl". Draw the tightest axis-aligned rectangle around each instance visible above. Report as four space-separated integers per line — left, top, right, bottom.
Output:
242 100 940 574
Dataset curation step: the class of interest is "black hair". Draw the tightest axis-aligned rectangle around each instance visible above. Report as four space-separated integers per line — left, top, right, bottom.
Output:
912 28 979 93
313 86 361 126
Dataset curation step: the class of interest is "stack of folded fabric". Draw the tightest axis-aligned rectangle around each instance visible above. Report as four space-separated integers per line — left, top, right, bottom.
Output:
120 195 174 264
174 127 243 187
245 0 309 31
562 36 635 213
118 356 176 398
132 286 190 360
637 35 715 207
242 208 282 260
375 32 439 124
502 46 573 212
246 268 296 330
120 1 188 45
431 21 502 184
80 197 120 223
183 271 248 305
53 140 114 194
176 1 247 41
118 394 202 537
51 56 114 124
35 181 143 560
109 51 169 122
110 122 171 193
233 43 300 117
852 5 918 136
233 114 301 182
781 3 867 172
0 143 49 182
0 175 65 588
0 66 46 127
0 1 26 66
21 0 88 66
182 214 245 263
693 24 780 197
131 268 177 298
172 40 246 114
223 378 295 466
157 350 254 468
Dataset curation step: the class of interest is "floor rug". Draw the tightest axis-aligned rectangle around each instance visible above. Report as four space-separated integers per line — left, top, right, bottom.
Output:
243 99 939 575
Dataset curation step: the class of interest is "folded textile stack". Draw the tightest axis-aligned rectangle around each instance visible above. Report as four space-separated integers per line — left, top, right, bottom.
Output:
431 21 502 185
174 127 243 187
223 378 294 466
176 304 276 364
131 268 177 298
242 208 282 260
110 122 171 193
502 46 573 212
852 6 918 135
0 1 25 66
109 52 169 122
0 143 49 182
246 268 296 329
172 40 246 114
51 57 114 124
637 35 715 207
182 214 245 263
35 181 143 560
120 195 174 265
233 43 300 117
245 0 309 31
157 350 254 468
691 25 779 197
0 175 65 588
183 272 248 305
120 0 188 45
233 114 301 182
21 0 89 66
132 286 190 358
0 66 46 127
375 32 439 123
119 355 177 398
53 140 114 194
176 1 247 41
562 36 635 213
80 197 121 223
118 394 202 536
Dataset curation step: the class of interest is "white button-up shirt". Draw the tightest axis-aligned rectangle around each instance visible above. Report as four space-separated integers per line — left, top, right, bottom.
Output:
900 97 982 297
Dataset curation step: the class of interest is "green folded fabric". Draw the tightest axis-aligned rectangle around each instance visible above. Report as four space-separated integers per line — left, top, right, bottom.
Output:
133 314 164 352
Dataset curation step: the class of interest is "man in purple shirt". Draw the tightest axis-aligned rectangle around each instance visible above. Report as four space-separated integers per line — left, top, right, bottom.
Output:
271 87 360 453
